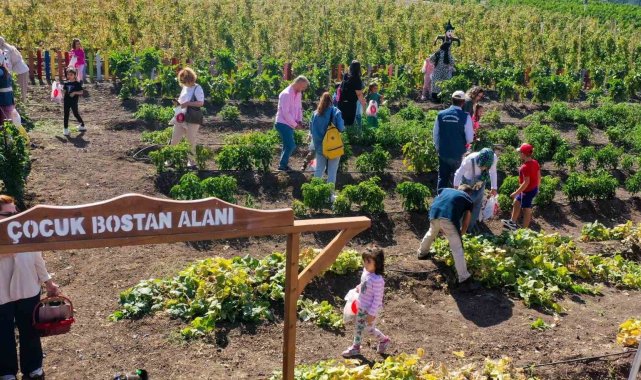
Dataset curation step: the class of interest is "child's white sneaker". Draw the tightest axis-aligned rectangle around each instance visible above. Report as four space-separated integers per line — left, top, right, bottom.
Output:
78 125 87 132
341 344 361 358
377 337 391 355
63 128 70 136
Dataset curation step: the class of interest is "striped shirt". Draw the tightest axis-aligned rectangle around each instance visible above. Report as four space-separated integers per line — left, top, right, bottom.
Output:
358 269 384 316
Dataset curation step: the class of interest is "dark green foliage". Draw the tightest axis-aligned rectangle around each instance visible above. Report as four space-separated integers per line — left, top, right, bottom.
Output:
497 149 520 175
149 142 191 174
201 175 238 203
535 177 559 206
341 176 386 214
0 122 31 202
301 178 334 212
396 182 431 212
524 123 568 162
499 176 520 196
489 125 520 148
355 145 391 174
397 102 425 121
576 125 592 145
134 104 174 127
595 144 622 170
563 171 618 201
577 146 595 171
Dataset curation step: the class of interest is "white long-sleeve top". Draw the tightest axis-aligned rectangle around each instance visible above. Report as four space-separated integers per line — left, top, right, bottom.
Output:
453 152 499 190
0 252 51 305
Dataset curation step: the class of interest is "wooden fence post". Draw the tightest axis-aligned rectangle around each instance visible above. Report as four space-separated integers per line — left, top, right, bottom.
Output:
95 52 103 82
27 50 35 84
337 64 343 81
36 49 43 84
282 232 300 380
56 51 64 81
44 51 51 83
387 64 394 77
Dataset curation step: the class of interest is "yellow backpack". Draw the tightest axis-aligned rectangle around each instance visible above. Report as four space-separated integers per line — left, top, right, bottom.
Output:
322 109 344 159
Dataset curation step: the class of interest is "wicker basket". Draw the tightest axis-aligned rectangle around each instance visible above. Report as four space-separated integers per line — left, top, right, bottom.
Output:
32 296 75 337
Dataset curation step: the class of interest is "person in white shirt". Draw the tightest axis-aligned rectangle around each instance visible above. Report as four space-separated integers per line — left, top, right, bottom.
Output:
453 148 498 233
0 195 59 380
0 38 30 104
169 67 205 168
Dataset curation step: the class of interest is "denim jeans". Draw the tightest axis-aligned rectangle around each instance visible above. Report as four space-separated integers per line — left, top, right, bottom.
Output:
275 122 296 169
0 293 43 378
437 156 463 191
314 152 340 185
468 186 485 233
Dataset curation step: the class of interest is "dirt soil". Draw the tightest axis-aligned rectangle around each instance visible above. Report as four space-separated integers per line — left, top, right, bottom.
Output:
18 84 641 379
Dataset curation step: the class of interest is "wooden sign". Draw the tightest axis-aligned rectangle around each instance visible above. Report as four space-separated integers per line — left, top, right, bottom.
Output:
0 194 293 256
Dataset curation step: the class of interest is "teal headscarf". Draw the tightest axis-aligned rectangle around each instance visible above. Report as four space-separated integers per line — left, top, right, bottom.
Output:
475 148 494 184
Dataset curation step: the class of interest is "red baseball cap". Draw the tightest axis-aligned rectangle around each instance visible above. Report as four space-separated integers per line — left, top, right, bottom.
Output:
517 143 533 155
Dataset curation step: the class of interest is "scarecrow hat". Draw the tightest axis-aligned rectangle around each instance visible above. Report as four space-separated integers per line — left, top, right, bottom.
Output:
444 20 455 32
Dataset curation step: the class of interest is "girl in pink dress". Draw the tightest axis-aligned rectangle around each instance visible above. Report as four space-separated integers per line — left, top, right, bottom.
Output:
70 38 86 82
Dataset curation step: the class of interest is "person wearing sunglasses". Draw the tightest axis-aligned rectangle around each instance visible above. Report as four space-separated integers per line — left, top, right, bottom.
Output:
0 195 59 380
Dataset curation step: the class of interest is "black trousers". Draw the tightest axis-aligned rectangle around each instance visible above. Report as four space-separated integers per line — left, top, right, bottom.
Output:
0 293 43 377
63 96 84 129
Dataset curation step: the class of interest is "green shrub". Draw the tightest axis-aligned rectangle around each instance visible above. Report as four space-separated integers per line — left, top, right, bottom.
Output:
498 149 520 175
355 145 391 174
332 193 352 215
201 175 238 203
215 144 253 171
374 120 425 150
547 102 574 123
608 78 627 102
553 145 572 170
149 142 191 173
498 194 513 213
577 146 595 171
377 106 390 123
134 104 174 126
563 171 618 201
292 200 308 218
439 76 472 102
496 79 518 101
499 176 520 196
626 172 641 195
170 173 203 200
341 176 386 214
402 135 439 174
621 154 636 172
219 104 240 122
595 144 622 170
396 182 431 212
524 123 568 162
397 102 425 121
141 127 173 145
576 125 592 146
489 125 520 148
301 178 334 212
481 110 501 128
535 176 559 206
195 145 215 171
0 122 31 202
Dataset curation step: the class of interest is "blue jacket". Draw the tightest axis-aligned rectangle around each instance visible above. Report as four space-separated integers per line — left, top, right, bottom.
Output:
310 106 345 155
0 67 14 107
433 106 471 159
429 188 474 232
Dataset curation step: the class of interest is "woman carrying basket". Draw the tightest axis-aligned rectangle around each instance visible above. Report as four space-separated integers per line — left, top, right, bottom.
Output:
0 195 60 380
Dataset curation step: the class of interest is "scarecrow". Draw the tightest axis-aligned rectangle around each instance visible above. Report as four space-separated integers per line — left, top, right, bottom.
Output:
429 20 461 101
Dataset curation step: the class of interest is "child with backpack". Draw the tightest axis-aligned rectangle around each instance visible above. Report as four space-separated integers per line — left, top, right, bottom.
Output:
311 92 345 187
342 247 391 358
62 67 86 137
365 83 384 128
503 143 541 230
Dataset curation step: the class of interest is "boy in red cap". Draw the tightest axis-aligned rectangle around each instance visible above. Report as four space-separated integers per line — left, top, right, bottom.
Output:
503 143 540 230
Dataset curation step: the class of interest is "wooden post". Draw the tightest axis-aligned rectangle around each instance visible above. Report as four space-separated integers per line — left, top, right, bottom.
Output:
282 233 300 380
36 49 43 84
337 64 343 81
56 51 64 81
64 51 70 68
27 50 35 84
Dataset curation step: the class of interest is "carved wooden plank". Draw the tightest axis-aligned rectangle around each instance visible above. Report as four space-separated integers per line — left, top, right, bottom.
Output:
0 194 293 255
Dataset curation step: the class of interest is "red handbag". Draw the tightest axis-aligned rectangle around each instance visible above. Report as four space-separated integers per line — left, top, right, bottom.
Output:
32 296 75 337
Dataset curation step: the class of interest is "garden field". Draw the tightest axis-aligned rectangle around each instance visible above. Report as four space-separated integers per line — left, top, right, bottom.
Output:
5 82 639 379
3 0 641 378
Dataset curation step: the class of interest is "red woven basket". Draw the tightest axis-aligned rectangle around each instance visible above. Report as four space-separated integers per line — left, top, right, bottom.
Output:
32 296 75 337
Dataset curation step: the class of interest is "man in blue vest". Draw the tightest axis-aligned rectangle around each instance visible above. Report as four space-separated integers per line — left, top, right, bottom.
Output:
433 90 474 191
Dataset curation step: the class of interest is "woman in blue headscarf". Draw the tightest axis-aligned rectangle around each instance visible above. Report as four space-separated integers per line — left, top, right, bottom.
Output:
453 148 498 233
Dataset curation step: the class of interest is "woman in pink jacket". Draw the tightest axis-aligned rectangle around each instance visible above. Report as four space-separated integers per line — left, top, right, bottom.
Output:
274 76 309 171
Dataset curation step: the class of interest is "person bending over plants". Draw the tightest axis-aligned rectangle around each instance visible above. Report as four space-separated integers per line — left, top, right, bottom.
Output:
275 76 309 172
503 143 540 230
417 185 479 290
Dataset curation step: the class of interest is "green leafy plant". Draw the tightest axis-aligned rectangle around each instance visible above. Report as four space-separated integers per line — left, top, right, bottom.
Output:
626 172 641 195
401 133 439 174
297 299 344 329
0 122 31 203
397 102 425 121
535 176 559 206
481 109 501 128
170 173 203 200
531 317 551 331
498 194 513 213
621 154 636 172
553 145 572 169
341 176 386 214
396 182 431 212
355 145 391 174
301 177 334 212
141 127 173 145
219 104 241 122
497 149 520 175
524 123 568 162
577 146 595 171
195 145 214 171
489 125 520 148
148 142 191 174
332 193 352 215
215 144 253 171
563 171 618 201
499 176 520 196
292 200 308 218
134 104 174 127
595 144 622 170
201 175 238 203
576 125 592 145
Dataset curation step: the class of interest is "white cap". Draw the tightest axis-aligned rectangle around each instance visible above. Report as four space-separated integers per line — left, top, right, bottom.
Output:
452 90 466 100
